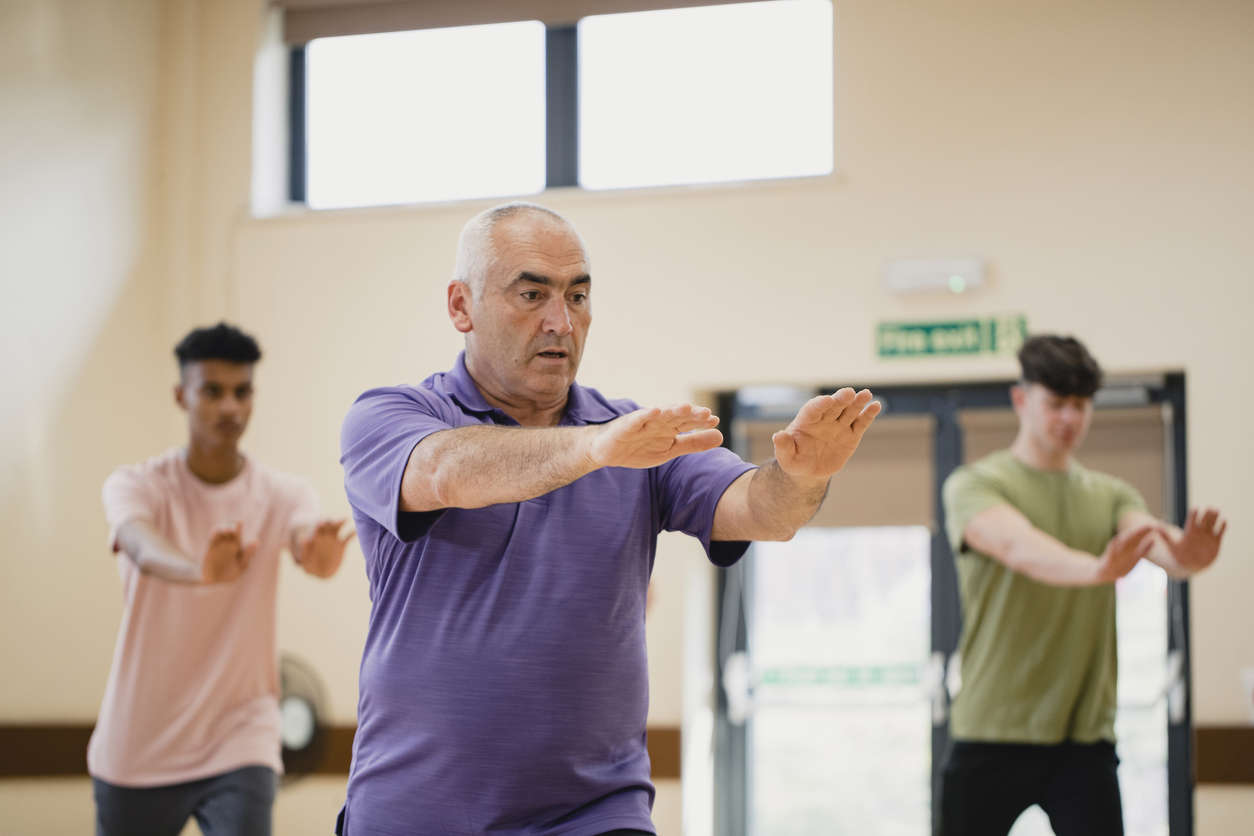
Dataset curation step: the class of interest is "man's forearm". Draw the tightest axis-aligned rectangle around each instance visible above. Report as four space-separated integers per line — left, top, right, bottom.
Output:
116 521 201 583
404 424 600 511
741 461 829 541
1002 530 1105 586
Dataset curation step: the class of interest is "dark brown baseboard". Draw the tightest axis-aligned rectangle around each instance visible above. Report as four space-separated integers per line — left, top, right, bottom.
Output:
13 722 1245 784
1195 725 1254 784
0 724 683 780
0 724 91 778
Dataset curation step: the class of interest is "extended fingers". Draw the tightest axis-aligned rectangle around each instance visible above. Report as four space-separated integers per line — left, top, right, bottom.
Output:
1120 524 1156 550
211 523 241 544
671 428 724 456
647 404 718 433
1131 527 1157 560
795 389 875 428
621 407 662 433
794 394 839 426
850 399 883 434
837 389 874 425
317 518 347 536
1198 507 1220 532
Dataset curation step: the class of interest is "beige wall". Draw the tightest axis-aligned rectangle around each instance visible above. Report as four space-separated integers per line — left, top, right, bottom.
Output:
2 0 1251 833
0 0 170 719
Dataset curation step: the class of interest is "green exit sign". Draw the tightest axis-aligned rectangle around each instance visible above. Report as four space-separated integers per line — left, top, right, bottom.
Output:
878 316 1028 359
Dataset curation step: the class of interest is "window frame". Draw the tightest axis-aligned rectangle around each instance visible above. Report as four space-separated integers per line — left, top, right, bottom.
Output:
286 3 835 207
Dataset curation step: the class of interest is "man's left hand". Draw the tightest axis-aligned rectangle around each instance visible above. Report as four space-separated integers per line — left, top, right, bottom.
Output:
1161 507 1227 572
295 518 356 578
772 388 882 484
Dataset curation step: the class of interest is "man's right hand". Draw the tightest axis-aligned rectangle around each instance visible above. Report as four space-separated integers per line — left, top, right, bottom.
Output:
1093 524 1156 584
587 404 723 470
201 522 258 583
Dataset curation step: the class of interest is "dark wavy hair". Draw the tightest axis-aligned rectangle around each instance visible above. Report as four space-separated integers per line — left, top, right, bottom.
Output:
174 322 262 369
1017 334 1102 398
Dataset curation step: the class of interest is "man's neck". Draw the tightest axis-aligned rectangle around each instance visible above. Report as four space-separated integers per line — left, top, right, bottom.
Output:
480 388 567 428
185 441 245 484
1009 431 1072 472
464 360 568 428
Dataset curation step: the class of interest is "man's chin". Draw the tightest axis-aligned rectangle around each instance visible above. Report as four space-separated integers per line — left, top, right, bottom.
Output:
202 430 244 449
527 368 575 395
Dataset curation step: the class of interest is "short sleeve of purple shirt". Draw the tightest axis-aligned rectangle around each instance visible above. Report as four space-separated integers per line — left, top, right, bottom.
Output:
654 447 757 567
340 384 459 545
336 354 757 836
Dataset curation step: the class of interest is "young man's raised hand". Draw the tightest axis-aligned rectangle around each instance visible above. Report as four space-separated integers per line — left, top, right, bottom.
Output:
201 522 257 583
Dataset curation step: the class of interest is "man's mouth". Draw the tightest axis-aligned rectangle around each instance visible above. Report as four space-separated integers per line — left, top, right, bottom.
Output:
537 350 568 360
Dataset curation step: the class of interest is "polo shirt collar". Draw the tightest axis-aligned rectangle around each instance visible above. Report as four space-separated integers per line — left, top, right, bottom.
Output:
444 352 496 414
445 351 618 425
562 381 618 425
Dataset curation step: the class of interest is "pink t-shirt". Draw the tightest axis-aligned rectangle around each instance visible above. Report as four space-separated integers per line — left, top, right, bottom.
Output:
88 448 319 787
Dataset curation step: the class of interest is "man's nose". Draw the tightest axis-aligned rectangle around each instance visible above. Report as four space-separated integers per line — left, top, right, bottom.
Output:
542 297 574 336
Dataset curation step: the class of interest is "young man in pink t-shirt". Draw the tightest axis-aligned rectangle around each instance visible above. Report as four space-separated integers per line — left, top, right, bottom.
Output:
90 323 353 836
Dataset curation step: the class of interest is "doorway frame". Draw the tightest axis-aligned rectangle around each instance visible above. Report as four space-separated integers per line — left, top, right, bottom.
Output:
713 373 1192 836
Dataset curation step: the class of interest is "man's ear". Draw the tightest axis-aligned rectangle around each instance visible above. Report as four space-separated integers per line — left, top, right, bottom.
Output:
448 281 474 334
1010 383 1026 414
174 382 187 411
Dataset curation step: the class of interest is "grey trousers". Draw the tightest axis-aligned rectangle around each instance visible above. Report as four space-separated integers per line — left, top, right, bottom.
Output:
93 765 276 836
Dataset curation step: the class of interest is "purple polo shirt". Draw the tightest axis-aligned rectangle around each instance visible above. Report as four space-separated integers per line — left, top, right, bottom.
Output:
338 353 755 836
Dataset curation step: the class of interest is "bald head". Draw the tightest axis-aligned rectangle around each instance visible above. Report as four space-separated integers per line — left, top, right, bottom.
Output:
446 202 593 421
453 202 585 299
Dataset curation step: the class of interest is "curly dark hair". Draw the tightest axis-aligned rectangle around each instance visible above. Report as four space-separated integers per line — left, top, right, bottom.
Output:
1017 334 1102 398
174 322 262 369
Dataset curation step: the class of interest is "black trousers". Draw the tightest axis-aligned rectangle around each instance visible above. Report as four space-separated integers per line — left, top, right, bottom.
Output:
93 765 276 836
937 740 1124 836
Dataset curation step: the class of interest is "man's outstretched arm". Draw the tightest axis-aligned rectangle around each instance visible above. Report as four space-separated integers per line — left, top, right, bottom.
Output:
401 404 723 512
963 504 1157 586
710 388 882 542
116 520 256 584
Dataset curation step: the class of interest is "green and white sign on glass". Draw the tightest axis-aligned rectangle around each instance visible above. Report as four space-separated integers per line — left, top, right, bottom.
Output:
877 315 1028 359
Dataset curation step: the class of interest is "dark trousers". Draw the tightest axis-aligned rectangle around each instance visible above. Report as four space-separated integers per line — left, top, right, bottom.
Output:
938 740 1124 836
93 765 276 836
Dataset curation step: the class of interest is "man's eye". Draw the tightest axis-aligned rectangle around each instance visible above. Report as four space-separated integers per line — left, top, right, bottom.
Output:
570 293 588 304
521 291 541 301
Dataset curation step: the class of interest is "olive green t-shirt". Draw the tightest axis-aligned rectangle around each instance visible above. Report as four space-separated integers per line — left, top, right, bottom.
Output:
942 449 1147 744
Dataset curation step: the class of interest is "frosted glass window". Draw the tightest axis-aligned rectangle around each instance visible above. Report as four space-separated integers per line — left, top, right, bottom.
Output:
306 22 546 209
751 527 932 835
578 0 833 190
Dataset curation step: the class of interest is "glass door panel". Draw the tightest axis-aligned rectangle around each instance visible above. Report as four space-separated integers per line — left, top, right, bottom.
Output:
749 526 932 835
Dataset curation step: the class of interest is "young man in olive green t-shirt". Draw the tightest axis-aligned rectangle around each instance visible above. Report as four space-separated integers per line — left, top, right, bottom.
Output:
938 335 1227 836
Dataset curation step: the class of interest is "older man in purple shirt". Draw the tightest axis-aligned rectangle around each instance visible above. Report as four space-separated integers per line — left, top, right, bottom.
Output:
337 203 881 835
